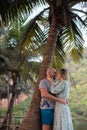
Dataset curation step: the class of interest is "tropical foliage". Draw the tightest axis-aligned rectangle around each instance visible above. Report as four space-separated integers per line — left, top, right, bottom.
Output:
0 1 86 71
0 0 87 130
0 49 87 128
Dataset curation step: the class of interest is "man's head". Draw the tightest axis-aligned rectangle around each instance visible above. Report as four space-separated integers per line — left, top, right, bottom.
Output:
46 67 56 79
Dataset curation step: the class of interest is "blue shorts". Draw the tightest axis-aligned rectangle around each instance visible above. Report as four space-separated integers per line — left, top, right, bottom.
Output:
40 109 54 125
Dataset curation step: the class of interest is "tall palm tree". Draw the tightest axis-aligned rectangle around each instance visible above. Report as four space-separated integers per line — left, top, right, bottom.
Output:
0 0 87 130
17 1 86 130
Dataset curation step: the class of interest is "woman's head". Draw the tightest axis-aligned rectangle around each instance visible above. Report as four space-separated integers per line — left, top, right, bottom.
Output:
57 69 68 81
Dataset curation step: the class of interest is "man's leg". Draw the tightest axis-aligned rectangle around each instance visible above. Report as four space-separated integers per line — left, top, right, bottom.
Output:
50 126 53 130
42 124 51 130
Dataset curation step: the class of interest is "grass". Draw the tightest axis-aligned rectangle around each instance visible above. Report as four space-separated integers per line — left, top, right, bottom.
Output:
68 58 87 124
69 84 87 123
13 97 31 115
0 97 31 116
0 97 32 125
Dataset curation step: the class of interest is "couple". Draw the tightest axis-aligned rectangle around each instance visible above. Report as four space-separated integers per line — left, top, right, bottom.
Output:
39 68 73 130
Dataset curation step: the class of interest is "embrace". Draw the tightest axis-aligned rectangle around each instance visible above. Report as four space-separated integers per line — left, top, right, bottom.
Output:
39 68 73 130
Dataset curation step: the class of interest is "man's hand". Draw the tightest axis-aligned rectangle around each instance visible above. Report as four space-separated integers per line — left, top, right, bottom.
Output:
48 76 53 85
58 98 68 105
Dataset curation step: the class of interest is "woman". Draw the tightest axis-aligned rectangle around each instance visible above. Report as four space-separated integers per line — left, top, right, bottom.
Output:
50 69 73 130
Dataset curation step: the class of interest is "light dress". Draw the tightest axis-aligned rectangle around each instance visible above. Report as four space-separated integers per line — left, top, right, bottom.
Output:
50 80 73 130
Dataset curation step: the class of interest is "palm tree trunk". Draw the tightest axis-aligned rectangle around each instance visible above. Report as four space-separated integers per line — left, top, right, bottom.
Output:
19 12 59 130
1 82 16 130
1 72 17 130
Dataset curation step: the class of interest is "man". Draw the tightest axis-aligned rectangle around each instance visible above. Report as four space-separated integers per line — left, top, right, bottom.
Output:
39 67 67 130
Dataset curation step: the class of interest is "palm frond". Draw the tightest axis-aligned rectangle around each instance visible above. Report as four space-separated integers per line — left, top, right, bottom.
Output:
0 0 47 25
19 22 49 66
71 8 87 15
62 18 84 62
52 35 66 69
69 0 87 8
0 48 13 73
22 21 48 49
13 9 49 62
21 60 41 81
70 11 86 26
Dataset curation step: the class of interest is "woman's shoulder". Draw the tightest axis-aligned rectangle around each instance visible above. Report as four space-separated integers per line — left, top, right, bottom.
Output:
62 80 69 86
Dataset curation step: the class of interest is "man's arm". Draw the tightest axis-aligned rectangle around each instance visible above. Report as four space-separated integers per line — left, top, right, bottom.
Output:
40 88 67 104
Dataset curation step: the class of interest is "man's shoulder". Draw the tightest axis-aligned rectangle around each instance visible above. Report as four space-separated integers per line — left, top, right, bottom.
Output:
40 79 47 83
39 79 49 88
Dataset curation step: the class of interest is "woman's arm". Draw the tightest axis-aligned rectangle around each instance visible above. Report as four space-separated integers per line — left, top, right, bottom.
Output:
40 88 67 104
50 82 66 94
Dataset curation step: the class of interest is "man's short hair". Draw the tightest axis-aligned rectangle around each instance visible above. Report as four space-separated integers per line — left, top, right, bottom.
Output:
46 67 56 75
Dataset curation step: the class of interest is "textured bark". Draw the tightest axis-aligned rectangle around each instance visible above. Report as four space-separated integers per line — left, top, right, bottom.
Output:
0 71 18 130
1 82 16 130
19 8 59 130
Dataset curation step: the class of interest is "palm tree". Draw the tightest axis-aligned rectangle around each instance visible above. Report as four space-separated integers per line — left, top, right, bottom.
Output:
0 0 87 130
17 1 86 130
